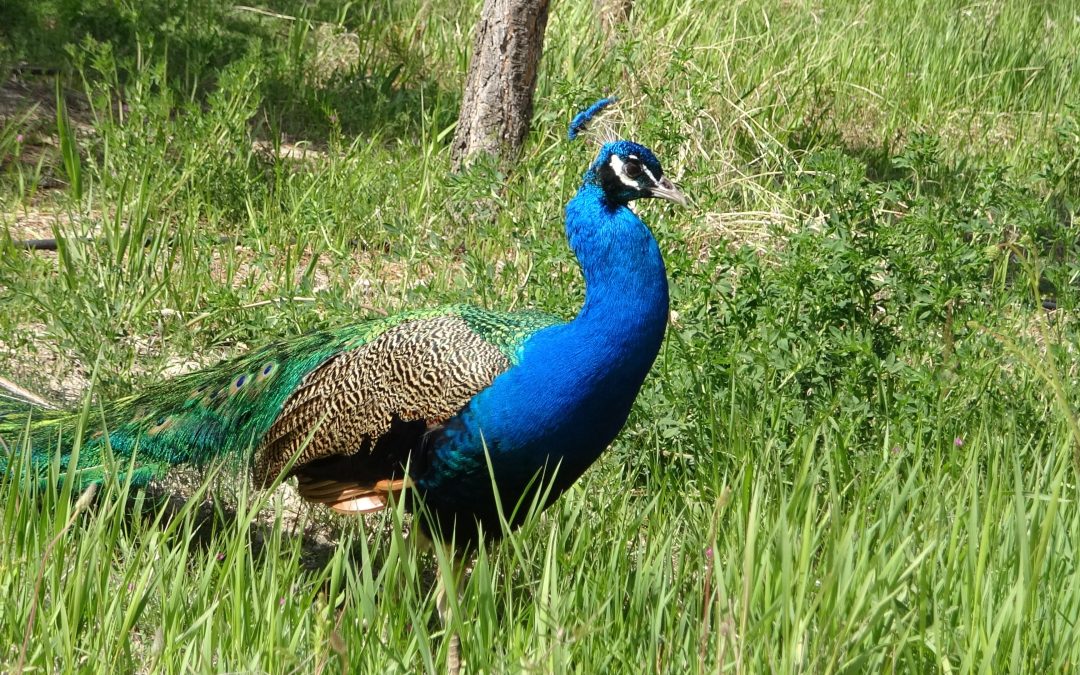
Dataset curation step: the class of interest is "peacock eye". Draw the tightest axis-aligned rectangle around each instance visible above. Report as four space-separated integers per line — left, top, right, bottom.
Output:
624 161 643 178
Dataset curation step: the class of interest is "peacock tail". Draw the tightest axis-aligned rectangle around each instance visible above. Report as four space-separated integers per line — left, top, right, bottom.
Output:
0 305 558 496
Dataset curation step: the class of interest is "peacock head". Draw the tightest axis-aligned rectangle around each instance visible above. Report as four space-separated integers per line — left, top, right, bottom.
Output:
588 141 687 207
569 97 687 207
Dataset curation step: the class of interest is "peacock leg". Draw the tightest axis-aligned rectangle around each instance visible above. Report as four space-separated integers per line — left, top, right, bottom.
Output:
413 526 465 675
433 548 465 675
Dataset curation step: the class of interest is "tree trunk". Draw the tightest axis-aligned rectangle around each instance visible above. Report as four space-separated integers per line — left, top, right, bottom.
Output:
450 0 550 168
595 0 632 43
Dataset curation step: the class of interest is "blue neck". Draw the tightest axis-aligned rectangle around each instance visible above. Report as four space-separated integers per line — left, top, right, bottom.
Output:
420 181 669 533
565 183 669 351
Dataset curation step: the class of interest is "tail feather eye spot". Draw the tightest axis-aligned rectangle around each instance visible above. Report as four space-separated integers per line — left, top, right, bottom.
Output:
230 373 250 395
256 362 277 382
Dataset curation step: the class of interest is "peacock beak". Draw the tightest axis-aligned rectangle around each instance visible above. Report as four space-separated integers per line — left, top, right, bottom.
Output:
649 177 689 206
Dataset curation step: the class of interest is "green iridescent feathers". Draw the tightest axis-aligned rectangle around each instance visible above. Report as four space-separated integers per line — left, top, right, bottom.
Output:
0 305 558 489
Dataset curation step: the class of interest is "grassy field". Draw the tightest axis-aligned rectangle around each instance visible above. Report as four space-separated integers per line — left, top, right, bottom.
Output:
2 0 1080 671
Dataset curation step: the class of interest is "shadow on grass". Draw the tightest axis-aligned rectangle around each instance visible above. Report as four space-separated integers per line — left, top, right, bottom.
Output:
127 477 379 573
259 62 459 146
0 0 461 148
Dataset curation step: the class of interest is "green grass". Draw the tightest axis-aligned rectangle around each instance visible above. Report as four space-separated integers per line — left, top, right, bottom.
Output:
2 0 1080 671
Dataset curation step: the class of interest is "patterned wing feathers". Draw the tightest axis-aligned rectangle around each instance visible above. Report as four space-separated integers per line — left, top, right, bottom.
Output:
253 316 511 486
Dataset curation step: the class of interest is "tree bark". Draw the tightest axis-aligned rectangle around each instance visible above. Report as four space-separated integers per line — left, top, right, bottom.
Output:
450 0 550 168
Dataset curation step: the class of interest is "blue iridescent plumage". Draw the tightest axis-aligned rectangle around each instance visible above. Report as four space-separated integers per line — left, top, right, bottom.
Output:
418 105 686 541
420 174 672 539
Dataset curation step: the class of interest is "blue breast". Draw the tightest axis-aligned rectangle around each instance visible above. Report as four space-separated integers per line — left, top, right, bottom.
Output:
416 183 669 541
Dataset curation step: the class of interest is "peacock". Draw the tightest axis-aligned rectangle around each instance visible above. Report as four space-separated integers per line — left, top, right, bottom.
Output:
1 100 686 649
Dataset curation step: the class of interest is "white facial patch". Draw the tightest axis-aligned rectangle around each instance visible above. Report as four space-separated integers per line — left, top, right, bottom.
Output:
608 155 642 188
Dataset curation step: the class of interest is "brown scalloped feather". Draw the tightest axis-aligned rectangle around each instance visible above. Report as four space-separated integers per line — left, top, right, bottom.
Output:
253 316 511 485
